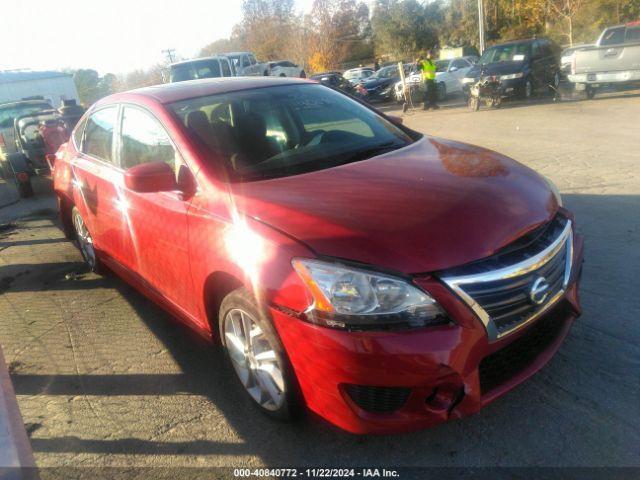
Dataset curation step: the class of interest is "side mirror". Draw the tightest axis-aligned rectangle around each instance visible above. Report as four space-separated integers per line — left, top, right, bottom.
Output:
449 66 458 72
124 161 177 193
387 114 403 125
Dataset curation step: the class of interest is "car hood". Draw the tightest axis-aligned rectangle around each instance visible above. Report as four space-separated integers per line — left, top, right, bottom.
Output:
363 77 395 89
468 61 527 77
230 137 557 274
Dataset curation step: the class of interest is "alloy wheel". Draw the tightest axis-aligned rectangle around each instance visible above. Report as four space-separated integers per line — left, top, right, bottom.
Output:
72 210 96 269
224 308 285 411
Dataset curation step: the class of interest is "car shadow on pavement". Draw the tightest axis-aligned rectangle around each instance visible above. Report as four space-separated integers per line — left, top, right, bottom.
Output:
6 193 640 468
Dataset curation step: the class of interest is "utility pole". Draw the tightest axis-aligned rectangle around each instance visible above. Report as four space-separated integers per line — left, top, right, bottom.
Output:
162 48 176 64
478 0 486 54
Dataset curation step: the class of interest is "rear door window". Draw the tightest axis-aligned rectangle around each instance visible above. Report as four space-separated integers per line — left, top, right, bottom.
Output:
83 107 117 163
601 27 625 46
120 106 179 173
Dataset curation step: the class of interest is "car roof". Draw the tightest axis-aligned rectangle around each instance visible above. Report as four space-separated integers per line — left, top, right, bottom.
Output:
488 38 542 48
0 99 52 109
100 77 313 105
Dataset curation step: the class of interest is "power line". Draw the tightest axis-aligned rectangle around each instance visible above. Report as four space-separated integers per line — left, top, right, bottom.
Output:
162 49 176 64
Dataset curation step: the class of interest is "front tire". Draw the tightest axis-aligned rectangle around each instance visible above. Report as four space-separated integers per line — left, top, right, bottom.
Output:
524 78 533 100
219 287 301 421
437 82 447 101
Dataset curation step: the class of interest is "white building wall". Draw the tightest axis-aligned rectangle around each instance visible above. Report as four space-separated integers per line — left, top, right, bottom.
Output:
0 76 79 108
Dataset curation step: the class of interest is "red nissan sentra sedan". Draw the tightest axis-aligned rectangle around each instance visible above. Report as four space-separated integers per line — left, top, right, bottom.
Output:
52 77 583 434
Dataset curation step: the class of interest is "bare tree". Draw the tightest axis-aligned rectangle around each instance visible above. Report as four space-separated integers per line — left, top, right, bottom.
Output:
548 0 585 46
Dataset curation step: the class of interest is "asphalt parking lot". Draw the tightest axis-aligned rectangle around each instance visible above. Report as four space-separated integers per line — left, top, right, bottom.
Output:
1 90 639 470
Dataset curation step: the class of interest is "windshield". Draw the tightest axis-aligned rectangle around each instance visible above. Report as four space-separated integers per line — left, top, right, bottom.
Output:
0 102 52 128
479 44 530 64
170 60 222 82
371 66 397 79
344 70 372 80
435 60 449 72
169 84 415 182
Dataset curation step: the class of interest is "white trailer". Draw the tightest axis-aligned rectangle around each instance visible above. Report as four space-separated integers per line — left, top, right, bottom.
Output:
0 71 79 109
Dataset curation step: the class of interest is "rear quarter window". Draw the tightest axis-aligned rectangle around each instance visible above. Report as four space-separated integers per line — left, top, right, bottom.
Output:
83 107 117 163
626 26 640 43
72 115 88 149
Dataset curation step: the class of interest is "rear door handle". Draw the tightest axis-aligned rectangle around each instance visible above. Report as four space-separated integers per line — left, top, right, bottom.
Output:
604 48 618 56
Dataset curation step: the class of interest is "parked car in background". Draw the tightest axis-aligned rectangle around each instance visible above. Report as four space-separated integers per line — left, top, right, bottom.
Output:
226 51 269 76
462 38 561 100
52 77 583 435
0 99 53 157
394 56 478 102
268 60 306 78
170 56 235 82
568 21 640 99
2 108 75 197
1 99 54 196
560 44 591 79
362 64 408 102
343 67 374 85
309 72 358 96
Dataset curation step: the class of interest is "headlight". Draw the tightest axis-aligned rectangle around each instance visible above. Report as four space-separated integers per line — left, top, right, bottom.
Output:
500 72 524 80
544 176 563 207
292 259 448 330
462 77 476 84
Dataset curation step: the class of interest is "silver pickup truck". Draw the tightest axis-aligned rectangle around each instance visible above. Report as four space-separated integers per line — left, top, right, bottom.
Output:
568 21 640 98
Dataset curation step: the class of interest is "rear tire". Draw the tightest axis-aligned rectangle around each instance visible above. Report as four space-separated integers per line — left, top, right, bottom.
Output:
219 287 302 421
18 180 34 198
71 207 104 274
586 85 596 99
300 70 306 78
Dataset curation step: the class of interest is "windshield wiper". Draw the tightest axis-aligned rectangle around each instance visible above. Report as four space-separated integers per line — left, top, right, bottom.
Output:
342 141 404 163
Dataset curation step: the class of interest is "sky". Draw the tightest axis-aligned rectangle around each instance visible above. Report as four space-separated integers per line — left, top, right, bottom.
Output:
0 0 315 76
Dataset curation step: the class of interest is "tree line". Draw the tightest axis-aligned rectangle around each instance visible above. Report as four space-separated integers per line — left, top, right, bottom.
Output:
73 0 640 105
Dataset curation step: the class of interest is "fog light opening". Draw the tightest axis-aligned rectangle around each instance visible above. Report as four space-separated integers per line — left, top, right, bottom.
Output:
425 386 464 416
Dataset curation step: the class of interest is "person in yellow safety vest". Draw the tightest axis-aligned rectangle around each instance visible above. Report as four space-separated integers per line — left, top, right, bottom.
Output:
417 51 439 110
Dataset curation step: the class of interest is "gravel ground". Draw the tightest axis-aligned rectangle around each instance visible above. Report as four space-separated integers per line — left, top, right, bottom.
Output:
0 90 638 471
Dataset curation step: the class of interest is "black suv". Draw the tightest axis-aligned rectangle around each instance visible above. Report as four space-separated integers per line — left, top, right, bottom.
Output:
461 38 561 100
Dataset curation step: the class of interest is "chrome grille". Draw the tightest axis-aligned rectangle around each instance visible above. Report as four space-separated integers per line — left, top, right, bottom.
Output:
441 216 573 342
